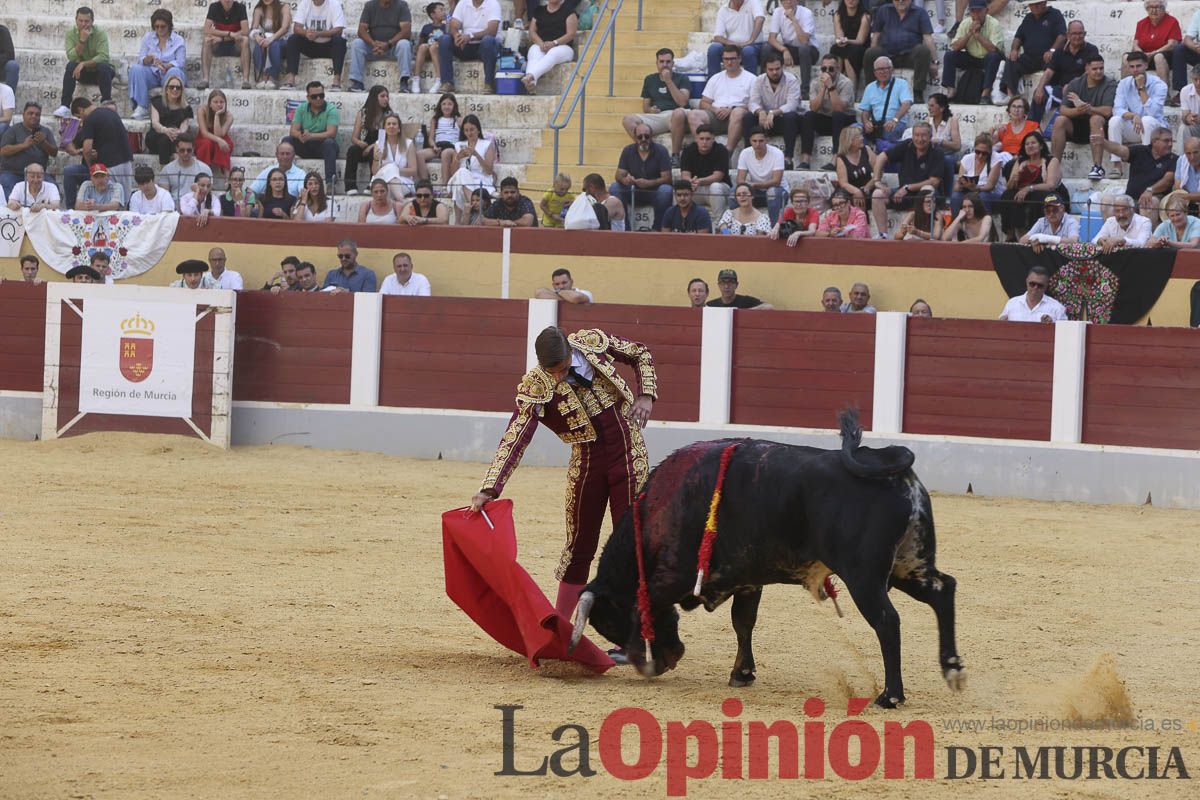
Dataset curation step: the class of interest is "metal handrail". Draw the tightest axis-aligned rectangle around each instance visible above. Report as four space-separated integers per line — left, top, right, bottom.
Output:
549 0 624 176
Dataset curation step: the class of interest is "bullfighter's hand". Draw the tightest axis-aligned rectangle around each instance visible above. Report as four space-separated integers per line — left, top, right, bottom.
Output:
470 491 493 512
630 395 654 428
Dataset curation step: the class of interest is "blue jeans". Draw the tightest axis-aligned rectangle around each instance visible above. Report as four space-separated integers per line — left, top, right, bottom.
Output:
63 163 91 210
252 36 287 81
752 186 783 225
438 35 499 88
349 38 412 85
706 42 759 78
608 181 673 230
941 51 1002 97
128 64 186 110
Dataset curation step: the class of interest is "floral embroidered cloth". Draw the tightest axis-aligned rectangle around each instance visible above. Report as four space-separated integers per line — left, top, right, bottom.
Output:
22 210 180 281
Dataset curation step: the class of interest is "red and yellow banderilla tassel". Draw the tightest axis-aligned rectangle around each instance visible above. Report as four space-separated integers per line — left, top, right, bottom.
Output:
694 443 740 596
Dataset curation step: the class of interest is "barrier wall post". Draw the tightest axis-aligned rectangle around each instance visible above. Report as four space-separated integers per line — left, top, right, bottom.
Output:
526 299 560 371
350 292 383 407
871 311 907 434
698 306 733 425
1050 320 1087 444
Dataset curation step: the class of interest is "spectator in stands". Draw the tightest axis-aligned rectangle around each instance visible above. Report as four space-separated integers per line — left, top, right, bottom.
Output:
1178 65 1200 142
864 0 934 103
1094 126 1176 224
371 112 417 199
952 132 1005 213
522 0 578 96
446 113 495 223
346 86 392 195
1108 51 1168 179
417 92 460 186
91 252 114 285
219 166 259 217
611 122 672 230
18 255 42 284
0 79 11 139
822 287 843 311
907 298 932 317
707 0 765 78
180 173 220 226
688 45 756 159
841 282 875 313
465 187 491 225
1172 135 1200 204
908 93 959 183
56 6 115 118
941 0 1003 104
833 127 876 210
736 130 786 222
999 130 1066 241
535 267 593 303
439 0 502 94
195 90 234 178
74 163 123 211
350 0 414 94
65 98 132 210
400 177 450 224
942 191 995 242
624 49 690 165
798 54 856 171
1030 21 1099 124
769 186 819 245
415 3 448 93
207 247 244 289
358 177 400 223
688 278 709 308
484 176 538 227
1149 192 1200 247
0 103 57 198
582 173 625 231
144 75 195 166
992 95 1039 156
1001 0 1066 106
201 0 253 91
739 52 801 170
1051 55 1116 181
250 141 306 196
858 56 912 150
540 173 575 228
161 139 211 209
324 239 377 292
260 167 297 219
707 268 773 309
0 23 16 91
380 252 432 295
679 125 731 218
658 180 713 233
870 121 943 238
763 0 819 97
816 187 870 237
129 164 176 215
295 261 321 291
1173 7 1200 104
265 255 300 291
249 0 292 89
171 260 219 290
716 182 771 235
7 164 60 212
893 187 944 240
293 171 337 220
999 265 1067 322
828 0 870 89
129 9 187 121
1091 194 1152 252
284 81 339 188
284 0 347 90
66 265 102 284
1127 1 1179 86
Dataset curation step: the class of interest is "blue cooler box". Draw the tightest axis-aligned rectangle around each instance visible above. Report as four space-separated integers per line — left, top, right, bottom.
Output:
684 72 707 101
495 71 526 95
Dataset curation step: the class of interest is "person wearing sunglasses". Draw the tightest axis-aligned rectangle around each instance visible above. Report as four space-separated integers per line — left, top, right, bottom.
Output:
999 265 1067 323
951 132 1004 215
282 81 339 188
398 178 450 224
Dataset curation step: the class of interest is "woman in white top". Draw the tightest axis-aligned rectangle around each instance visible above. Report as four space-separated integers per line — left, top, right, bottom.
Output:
357 178 400 224
179 172 221 225
371 112 418 201
445 113 495 224
293 171 337 221
715 183 771 236
951 132 1006 214
523 0 577 94
416 93 461 185
250 0 292 88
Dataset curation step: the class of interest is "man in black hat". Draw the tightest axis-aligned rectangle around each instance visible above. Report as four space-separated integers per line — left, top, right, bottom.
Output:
705 268 773 309
65 265 102 283
170 259 218 289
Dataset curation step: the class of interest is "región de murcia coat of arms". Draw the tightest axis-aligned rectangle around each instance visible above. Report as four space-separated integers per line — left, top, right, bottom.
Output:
119 312 155 382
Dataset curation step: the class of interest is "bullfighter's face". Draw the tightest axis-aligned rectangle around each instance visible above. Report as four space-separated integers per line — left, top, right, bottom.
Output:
543 357 571 385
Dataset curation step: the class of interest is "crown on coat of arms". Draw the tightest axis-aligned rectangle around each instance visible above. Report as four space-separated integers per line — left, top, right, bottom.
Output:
120 312 155 338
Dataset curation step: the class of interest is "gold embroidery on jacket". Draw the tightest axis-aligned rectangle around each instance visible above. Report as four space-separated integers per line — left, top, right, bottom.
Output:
557 443 586 580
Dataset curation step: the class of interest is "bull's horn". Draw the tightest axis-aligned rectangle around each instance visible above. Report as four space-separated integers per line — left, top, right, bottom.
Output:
568 591 595 654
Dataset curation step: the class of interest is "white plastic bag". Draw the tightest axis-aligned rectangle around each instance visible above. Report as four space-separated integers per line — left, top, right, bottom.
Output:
564 193 600 230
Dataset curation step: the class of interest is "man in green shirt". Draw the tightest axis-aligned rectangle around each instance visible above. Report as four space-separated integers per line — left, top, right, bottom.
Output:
282 80 340 186
56 6 114 117
622 48 691 165
939 0 1004 101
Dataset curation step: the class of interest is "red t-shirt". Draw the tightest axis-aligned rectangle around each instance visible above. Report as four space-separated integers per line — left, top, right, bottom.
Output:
1134 14 1181 54
781 206 820 228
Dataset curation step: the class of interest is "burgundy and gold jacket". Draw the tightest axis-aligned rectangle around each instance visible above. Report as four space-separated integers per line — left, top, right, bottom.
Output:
479 329 658 496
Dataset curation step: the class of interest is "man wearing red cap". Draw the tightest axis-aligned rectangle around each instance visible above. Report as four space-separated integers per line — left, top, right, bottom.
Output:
74 163 124 211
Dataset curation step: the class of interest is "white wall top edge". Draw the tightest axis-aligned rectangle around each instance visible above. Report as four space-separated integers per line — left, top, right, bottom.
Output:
45 283 236 305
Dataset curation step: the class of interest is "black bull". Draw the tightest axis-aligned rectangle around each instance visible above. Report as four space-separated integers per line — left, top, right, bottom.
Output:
570 412 965 708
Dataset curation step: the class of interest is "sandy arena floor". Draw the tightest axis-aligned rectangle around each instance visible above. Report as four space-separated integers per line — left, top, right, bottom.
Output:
1 433 1198 799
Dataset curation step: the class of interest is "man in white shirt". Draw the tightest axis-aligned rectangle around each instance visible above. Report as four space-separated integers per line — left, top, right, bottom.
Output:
379 252 432 295
6 163 60 211
207 247 245 290
128 164 177 214
283 0 348 90
762 0 818 97
0 81 14 137
999 266 1068 323
737 51 800 169
707 0 765 78
1091 194 1152 252
687 45 755 155
249 141 307 196
736 129 785 222
438 0 501 94
160 139 212 208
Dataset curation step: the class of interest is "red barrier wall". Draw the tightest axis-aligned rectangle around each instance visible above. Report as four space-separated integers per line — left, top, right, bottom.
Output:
379 297 527 412
0 282 47 392
730 311 876 429
557 304 703 422
233 292 353 404
1082 326 1200 450
903 318 1054 440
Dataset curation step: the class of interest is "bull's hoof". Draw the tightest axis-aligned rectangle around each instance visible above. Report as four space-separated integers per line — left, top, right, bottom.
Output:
874 691 906 709
728 669 756 688
943 656 967 691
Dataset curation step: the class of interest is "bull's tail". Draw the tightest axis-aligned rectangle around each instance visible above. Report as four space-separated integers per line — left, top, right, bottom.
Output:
837 408 915 478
